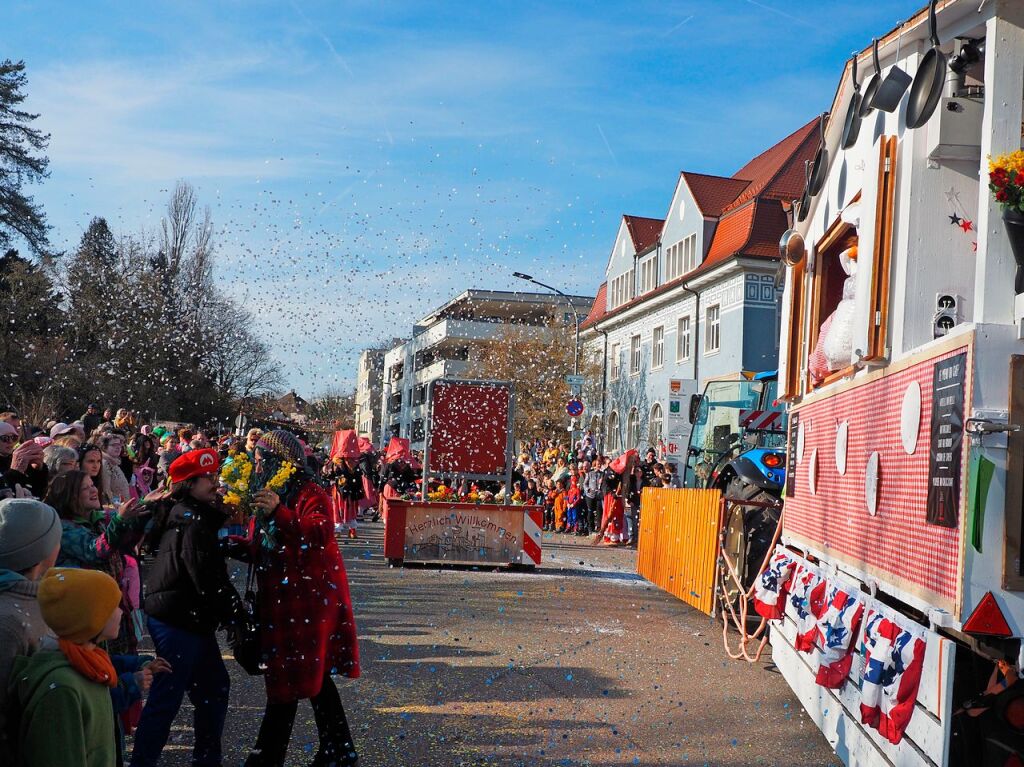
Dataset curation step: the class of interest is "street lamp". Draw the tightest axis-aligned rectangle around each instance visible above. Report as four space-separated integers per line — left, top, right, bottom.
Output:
512 272 580 377
513 271 582 447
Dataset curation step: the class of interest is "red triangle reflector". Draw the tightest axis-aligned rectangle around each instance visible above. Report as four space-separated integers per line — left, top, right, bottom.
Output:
963 592 1013 637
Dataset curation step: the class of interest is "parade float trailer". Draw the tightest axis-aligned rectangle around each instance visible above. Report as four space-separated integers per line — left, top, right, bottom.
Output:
762 1 1024 764
383 378 543 568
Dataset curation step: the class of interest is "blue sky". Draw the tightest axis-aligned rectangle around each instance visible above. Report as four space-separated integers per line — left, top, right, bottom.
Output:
7 0 915 395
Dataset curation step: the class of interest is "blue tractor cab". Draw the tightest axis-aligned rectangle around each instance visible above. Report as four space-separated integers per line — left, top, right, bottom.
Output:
684 370 787 590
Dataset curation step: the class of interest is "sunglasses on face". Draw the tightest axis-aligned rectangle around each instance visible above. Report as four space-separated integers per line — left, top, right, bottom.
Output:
0 436 16 444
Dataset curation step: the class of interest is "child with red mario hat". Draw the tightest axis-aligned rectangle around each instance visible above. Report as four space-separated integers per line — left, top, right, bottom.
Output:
129 448 245 767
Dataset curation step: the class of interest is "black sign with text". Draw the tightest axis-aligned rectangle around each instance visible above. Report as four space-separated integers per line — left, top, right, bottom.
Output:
786 411 799 498
926 352 966 528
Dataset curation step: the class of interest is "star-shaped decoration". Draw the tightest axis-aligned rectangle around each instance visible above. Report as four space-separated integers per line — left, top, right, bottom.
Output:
949 212 962 225
945 186 962 206
960 219 974 233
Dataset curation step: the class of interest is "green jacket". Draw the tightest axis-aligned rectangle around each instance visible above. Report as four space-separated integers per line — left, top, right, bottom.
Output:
9 649 116 767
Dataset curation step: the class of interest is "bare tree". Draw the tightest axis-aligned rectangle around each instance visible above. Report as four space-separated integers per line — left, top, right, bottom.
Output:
306 387 356 428
200 293 285 401
472 321 601 445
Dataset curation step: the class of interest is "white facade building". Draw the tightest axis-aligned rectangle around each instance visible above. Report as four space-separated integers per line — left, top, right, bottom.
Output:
353 348 386 439
581 118 821 470
380 289 593 449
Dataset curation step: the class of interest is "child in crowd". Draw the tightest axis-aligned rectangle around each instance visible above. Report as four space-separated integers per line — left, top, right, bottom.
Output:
552 478 568 533
0 498 62 763
10 568 126 767
566 475 582 535
542 477 556 531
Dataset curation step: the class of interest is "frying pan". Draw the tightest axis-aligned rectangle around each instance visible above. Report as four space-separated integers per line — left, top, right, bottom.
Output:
807 114 829 197
857 40 881 119
906 0 947 129
796 161 811 223
841 56 863 150
871 24 912 113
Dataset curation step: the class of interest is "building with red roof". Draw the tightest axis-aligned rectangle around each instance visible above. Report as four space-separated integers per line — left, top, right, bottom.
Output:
581 117 820 462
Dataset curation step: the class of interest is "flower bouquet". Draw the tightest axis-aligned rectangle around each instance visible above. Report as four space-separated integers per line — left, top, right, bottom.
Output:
989 150 1024 292
220 453 298 547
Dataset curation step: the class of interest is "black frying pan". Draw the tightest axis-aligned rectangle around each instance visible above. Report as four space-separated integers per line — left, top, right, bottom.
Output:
796 161 811 223
858 39 881 119
807 114 829 197
841 56 863 150
906 0 947 129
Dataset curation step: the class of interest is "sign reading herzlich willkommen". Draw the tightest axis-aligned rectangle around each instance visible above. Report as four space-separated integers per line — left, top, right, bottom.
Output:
404 503 524 564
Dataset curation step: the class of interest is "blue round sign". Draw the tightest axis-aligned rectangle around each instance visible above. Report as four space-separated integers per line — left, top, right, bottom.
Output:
566 399 584 417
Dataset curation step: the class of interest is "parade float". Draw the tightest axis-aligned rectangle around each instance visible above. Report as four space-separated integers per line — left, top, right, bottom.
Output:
382 378 542 568
749 1 1024 764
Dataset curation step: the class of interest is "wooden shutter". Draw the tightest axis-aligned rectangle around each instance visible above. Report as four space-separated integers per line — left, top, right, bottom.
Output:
781 261 806 400
866 136 897 360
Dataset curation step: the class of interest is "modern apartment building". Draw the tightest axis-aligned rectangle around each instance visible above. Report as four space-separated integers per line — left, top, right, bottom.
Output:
353 347 387 439
380 289 593 448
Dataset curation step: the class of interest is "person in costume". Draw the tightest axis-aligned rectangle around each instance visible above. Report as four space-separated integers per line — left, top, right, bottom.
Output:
324 430 364 539
378 437 417 523
245 430 360 767
356 437 379 518
593 450 636 546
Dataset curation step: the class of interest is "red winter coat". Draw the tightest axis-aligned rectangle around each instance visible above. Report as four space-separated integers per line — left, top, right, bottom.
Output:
254 480 360 704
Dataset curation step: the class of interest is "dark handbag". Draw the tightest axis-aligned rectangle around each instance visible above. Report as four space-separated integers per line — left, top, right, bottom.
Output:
230 564 265 676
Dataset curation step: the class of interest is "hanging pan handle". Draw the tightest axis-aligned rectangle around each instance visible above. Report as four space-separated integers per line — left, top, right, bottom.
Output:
851 55 859 91
872 38 881 75
928 0 940 47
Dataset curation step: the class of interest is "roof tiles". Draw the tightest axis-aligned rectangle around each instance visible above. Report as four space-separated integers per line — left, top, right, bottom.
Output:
680 172 751 217
623 215 664 254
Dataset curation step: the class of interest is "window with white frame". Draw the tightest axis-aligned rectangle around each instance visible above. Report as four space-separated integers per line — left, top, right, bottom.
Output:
684 233 698 273
609 269 635 309
652 325 664 368
665 233 698 280
639 253 659 294
610 343 621 381
676 315 691 362
705 304 721 354
649 402 663 446
626 407 640 448
607 411 620 452
629 334 641 375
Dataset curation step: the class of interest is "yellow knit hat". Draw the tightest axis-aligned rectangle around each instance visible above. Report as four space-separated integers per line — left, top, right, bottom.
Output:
38 568 122 643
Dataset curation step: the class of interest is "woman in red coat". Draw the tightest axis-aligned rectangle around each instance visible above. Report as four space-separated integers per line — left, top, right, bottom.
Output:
245 430 360 767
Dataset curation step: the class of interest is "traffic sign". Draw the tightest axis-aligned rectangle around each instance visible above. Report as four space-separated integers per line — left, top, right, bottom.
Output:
566 399 584 417
235 413 248 430
565 374 585 387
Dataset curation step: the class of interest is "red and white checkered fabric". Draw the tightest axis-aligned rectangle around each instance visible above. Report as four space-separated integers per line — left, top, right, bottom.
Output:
784 347 967 604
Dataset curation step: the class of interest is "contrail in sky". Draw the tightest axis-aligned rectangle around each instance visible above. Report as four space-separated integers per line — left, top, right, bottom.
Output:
596 124 617 163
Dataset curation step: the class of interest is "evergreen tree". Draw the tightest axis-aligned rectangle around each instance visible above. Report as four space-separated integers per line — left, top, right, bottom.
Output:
0 60 50 257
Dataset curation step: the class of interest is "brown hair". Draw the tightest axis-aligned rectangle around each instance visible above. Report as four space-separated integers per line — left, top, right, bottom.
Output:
44 470 92 521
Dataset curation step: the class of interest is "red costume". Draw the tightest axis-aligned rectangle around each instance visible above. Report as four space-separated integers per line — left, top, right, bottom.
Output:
254 480 360 704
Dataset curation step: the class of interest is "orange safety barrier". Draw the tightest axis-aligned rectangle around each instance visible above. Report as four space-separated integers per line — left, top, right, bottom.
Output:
636 487 722 616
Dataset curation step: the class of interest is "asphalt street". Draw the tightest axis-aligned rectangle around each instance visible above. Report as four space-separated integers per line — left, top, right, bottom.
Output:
145 523 836 766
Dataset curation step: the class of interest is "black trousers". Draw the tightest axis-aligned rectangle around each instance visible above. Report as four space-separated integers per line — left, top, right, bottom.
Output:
247 673 356 766
586 496 601 532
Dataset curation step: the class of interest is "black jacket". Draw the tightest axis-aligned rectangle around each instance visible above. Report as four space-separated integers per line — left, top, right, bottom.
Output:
0 453 48 499
80 412 102 436
381 461 417 494
143 497 244 633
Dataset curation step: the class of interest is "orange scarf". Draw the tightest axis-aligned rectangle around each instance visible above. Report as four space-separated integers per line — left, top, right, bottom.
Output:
58 639 118 688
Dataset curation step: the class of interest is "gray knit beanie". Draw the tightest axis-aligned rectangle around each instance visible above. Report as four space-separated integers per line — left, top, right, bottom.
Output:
0 498 62 572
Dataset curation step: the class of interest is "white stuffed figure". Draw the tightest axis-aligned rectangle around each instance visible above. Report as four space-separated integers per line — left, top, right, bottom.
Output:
809 201 861 384
821 240 859 372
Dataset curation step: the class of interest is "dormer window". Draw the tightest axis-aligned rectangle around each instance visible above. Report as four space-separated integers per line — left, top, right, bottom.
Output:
665 233 697 281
